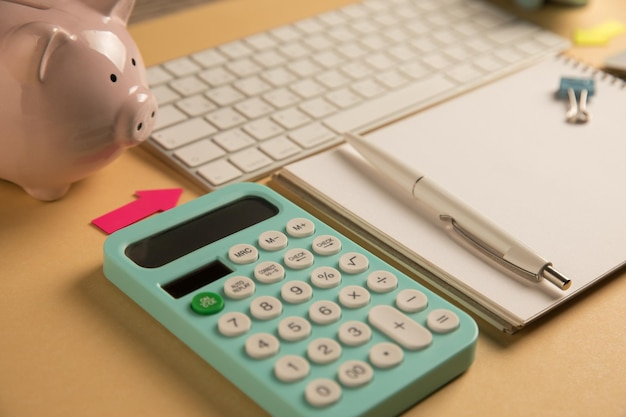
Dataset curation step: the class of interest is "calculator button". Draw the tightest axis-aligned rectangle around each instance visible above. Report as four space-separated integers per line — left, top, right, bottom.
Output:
427 309 460 334
338 321 371 346
311 234 342 256
283 248 314 269
245 332 280 359
338 285 371 309
310 266 342 289
395 288 428 313
190 292 225 315
309 300 342 325
337 360 374 388
281 280 313 304
338 252 369 274
368 305 432 350
369 342 404 369
258 230 288 251
305 378 342 408
218 312 252 337
223 276 255 299
250 295 283 320
274 355 310 382
228 243 259 264
278 316 312 342
286 217 315 237
254 261 285 284
366 270 398 293
307 338 342 364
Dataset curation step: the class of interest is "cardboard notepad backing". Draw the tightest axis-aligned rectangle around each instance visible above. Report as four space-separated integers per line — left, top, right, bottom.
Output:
273 55 626 333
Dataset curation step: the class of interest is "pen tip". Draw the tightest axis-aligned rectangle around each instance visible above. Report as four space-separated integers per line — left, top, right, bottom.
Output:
543 265 572 290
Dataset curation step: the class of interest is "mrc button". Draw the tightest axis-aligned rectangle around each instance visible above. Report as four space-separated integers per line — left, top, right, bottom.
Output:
228 243 259 264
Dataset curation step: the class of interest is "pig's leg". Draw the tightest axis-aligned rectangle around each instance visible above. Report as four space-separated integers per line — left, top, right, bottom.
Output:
24 184 70 201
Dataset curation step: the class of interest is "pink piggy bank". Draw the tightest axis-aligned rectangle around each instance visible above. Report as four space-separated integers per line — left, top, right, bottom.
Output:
0 0 157 201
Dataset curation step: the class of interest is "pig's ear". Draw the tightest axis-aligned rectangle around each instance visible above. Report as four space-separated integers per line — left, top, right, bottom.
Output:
39 28 73 82
86 0 136 24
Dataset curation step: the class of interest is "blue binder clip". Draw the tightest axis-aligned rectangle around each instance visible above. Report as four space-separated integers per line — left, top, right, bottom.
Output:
558 77 595 124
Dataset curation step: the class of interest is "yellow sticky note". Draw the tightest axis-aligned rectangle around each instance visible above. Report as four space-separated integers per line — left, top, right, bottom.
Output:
574 20 626 46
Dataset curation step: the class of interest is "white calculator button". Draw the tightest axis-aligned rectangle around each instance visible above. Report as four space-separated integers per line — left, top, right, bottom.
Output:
286 217 315 237
254 261 285 284
228 243 259 264
395 288 428 313
283 248 315 269
305 378 342 408
311 234 342 256
274 355 310 382
307 338 342 364
245 332 280 359
427 309 460 334
250 295 283 320
278 316 312 342
281 280 313 304
223 276 255 299
338 252 369 274
218 312 252 337
338 321 372 346
369 342 404 369
366 270 398 293
258 230 288 251
337 360 374 388
338 285 371 309
368 305 432 351
310 266 342 289
309 300 342 325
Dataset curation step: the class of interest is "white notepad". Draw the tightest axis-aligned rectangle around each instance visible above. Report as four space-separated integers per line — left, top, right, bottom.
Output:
274 55 626 333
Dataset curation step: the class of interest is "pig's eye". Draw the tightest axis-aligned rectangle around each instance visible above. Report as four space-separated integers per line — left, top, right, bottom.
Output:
110 74 117 83
131 58 136 66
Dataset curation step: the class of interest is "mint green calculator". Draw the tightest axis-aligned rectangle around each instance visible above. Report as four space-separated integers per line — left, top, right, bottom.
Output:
103 182 478 417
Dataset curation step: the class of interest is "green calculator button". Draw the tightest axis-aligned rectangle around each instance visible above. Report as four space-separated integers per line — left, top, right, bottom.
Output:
191 292 225 315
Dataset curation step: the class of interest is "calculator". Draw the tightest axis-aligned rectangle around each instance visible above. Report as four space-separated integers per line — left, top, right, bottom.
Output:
103 182 478 417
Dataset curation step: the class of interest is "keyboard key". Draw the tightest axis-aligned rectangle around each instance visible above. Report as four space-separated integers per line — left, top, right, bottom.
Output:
152 118 217 150
260 136 302 160
213 129 256 152
176 95 217 117
243 117 284 140
198 159 242 186
163 57 200 76
205 107 247 130
288 123 335 149
169 75 208 96
272 108 311 129
153 105 187 131
205 85 245 106
191 48 227 68
146 66 172 85
230 147 273 173
174 139 226 167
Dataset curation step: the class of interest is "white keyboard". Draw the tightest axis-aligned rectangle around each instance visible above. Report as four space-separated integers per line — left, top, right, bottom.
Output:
146 0 569 190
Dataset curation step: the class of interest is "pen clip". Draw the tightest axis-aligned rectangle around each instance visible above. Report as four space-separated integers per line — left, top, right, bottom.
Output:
440 215 540 282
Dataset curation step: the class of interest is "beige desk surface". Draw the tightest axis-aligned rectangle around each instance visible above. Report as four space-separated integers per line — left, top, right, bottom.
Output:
2 1 626 416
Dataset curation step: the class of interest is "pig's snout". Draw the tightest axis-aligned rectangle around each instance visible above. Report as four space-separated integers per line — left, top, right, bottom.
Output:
116 86 158 146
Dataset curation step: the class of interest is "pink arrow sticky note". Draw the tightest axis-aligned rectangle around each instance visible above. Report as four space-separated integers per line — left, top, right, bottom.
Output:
92 188 183 234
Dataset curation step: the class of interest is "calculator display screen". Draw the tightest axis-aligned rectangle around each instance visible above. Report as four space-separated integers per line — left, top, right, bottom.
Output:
125 196 279 268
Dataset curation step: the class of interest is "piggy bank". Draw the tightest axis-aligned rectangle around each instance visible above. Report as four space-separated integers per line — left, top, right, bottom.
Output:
0 0 157 201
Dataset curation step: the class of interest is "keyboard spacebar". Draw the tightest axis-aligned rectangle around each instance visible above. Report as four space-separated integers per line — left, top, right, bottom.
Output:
323 74 456 134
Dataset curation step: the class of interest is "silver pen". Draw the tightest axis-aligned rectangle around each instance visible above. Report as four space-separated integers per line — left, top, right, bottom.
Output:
344 132 571 291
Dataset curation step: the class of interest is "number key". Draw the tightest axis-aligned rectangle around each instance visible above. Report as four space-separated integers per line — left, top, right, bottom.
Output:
218 312 252 337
